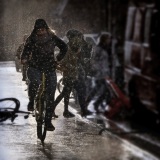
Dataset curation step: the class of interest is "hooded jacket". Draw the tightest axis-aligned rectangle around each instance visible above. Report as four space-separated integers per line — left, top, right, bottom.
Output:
21 19 68 71
58 29 92 80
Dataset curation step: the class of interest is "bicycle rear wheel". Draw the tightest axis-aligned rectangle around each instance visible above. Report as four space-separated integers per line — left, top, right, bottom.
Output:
36 97 47 142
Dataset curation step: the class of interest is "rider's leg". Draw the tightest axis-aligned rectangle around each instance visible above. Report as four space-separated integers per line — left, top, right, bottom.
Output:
27 67 41 111
45 71 57 130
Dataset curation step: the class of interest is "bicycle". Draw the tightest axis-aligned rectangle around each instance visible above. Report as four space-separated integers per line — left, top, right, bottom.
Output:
34 72 48 142
0 98 30 122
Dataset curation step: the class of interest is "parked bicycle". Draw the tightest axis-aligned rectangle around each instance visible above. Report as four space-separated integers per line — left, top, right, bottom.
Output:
0 98 30 122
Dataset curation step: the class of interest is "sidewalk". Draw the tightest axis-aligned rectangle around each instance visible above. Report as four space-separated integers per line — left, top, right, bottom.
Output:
64 75 160 159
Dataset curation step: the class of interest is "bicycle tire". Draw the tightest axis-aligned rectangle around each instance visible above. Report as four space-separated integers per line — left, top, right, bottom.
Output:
36 96 47 142
0 98 20 111
0 98 20 122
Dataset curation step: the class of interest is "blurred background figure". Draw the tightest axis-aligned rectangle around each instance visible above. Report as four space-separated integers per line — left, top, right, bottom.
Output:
92 33 112 78
15 35 28 74
15 47 21 72
15 34 28 81
86 33 112 113
21 35 28 81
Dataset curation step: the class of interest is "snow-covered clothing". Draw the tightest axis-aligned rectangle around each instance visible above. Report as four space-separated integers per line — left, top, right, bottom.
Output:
20 19 68 124
21 32 67 72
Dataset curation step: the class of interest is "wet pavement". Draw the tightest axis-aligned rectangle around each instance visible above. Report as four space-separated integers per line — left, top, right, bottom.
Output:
0 61 159 160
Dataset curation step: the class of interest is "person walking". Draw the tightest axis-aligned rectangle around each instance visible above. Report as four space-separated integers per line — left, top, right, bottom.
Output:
21 19 68 130
15 35 28 74
86 33 112 112
21 35 28 81
53 29 92 117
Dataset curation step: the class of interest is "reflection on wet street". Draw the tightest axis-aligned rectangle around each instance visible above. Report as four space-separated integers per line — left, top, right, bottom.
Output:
0 116 156 160
0 62 158 160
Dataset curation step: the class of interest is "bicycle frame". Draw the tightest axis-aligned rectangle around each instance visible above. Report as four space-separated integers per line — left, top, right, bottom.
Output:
35 73 47 142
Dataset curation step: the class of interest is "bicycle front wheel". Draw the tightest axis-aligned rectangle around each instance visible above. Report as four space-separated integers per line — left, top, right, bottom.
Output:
37 121 46 142
36 97 47 142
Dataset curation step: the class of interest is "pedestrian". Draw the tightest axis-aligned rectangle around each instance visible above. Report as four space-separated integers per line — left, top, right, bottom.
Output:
53 29 92 117
86 33 112 112
15 35 28 73
20 35 28 81
21 19 68 131
92 33 112 78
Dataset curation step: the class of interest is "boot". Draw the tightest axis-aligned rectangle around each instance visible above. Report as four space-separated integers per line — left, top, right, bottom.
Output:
63 110 75 118
45 122 55 131
27 101 34 111
81 109 92 117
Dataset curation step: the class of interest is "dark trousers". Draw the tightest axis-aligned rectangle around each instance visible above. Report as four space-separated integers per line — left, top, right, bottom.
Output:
27 67 57 122
54 77 86 113
86 78 111 112
22 64 27 80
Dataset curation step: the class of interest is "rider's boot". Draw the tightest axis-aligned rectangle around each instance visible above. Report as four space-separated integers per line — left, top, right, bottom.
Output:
27 100 34 111
45 107 55 131
63 106 75 118
46 122 55 131
45 116 55 131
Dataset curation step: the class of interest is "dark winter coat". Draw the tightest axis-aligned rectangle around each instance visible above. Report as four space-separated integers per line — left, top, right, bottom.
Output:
21 31 68 72
58 40 92 80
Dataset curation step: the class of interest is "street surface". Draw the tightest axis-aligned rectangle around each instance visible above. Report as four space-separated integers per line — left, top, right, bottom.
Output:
0 61 159 160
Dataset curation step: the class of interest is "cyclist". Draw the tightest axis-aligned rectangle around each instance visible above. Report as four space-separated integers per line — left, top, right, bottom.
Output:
53 29 92 117
21 19 68 131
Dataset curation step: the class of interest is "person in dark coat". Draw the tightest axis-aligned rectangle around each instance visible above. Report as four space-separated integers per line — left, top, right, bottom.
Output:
15 35 28 73
86 33 112 112
21 19 68 131
53 29 92 117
